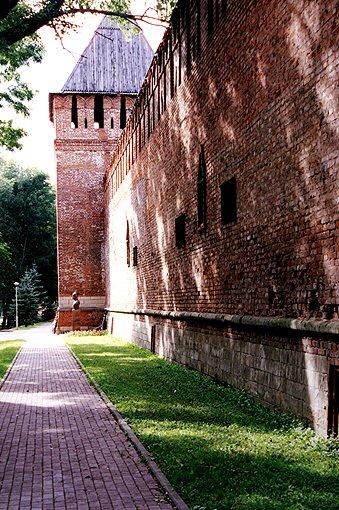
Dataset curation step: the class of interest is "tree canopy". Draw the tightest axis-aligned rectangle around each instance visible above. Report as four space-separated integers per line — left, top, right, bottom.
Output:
0 157 57 327
0 1 175 47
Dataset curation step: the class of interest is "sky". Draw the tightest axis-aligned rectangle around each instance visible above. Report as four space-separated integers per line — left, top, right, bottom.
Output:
0 1 165 183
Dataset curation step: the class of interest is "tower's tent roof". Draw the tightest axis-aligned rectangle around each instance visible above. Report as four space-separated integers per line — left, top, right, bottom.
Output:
61 17 154 94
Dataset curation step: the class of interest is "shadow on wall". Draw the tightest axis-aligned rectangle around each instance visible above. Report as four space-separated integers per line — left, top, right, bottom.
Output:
108 0 338 432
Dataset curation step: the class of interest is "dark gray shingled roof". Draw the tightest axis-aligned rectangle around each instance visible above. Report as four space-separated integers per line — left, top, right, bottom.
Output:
61 17 154 94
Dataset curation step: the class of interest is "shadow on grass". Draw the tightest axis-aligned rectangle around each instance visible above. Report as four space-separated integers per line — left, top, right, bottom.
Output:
71 342 297 431
68 339 339 510
149 434 339 510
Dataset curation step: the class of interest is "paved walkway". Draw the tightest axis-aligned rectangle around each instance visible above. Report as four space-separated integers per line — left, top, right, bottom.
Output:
0 324 179 510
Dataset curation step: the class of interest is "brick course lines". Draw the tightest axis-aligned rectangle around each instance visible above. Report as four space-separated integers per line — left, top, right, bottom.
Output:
0 345 175 510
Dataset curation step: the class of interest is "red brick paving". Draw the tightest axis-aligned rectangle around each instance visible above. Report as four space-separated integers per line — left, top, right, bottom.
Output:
0 343 178 510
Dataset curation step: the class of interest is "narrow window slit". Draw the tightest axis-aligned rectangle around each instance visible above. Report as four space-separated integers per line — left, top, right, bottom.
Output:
120 96 126 129
94 95 104 128
197 145 207 230
71 95 78 128
220 176 237 224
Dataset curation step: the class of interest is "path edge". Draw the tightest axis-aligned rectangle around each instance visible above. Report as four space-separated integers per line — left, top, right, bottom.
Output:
67 345 190 510
0 345 23 390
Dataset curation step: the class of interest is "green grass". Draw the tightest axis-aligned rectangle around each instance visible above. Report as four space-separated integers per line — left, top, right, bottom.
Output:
66 333 339 510
0 340 24 379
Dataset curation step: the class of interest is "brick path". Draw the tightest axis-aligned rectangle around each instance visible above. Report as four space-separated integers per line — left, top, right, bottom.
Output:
0 332 179 510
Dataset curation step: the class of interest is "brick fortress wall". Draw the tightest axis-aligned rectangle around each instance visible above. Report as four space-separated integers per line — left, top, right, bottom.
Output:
52 93 134 331
103 0 339 435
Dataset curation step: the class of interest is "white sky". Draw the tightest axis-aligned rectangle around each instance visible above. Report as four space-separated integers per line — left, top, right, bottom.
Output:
0 1 165 183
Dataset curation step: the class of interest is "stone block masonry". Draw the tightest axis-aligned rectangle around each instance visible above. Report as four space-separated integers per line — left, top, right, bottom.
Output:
104 0 339 435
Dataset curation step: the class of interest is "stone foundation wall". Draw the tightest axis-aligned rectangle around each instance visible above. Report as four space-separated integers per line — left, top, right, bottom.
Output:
107 310 339 435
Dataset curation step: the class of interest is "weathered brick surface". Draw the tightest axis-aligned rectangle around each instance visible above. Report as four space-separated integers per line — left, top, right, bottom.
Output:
103 0 338 434
52 94 135 329
105 0 338 319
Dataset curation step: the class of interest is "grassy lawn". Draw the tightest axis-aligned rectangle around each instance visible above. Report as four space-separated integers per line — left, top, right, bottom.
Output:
0 340 24 379
66 333 339 510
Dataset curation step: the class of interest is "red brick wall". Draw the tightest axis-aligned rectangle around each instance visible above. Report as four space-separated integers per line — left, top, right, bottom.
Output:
103 0 338 433
105 0 338 320
53 93 135 329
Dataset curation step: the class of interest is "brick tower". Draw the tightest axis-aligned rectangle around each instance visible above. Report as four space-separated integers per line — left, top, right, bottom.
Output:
49 17 153 332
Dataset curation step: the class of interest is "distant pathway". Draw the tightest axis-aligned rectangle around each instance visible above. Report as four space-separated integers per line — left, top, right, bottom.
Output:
0 324 178 510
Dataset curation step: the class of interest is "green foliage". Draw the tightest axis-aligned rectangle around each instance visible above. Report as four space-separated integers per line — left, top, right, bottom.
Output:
0 120 26 150
0 340 24 379
155 0 178 20
0 21 43 149
9 264 47 326
67 335 339 510
0 235 15 318
0 158 57 327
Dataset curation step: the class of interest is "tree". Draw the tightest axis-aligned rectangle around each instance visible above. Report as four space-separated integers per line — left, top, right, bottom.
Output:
0 1 175 47
0 158 57 327
0 235 15 323
9 264 47 326
0 33 43 150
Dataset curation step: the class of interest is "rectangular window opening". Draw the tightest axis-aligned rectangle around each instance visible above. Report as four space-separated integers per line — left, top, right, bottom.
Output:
126 220 130 267
220 176 237 224
328 365 339 436
120 96 126 129
197 145 207 229
215 0 220 22
94 96 104 128
71 95 78 128
94 95 104 128
133 246 138 267
208 0 214 35
151 325 156 353
186 3 191 73
175 213 186 247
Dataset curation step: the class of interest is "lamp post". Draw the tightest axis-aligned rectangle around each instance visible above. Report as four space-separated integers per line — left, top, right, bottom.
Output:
14 282 19 329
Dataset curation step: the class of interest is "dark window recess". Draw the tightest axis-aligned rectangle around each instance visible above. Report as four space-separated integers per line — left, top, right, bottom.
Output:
215 0 220 21
328 366 339 436
186 2 191 73
126 220 130 267
133 246 138 266
151 325 156 353
111 117 114 129
71 95 78 128
84 118 88 129
94 95 104 128
208 0 214 35
175 213 186 247
220 176 237 224
120 96 126 129
197 144 207 229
